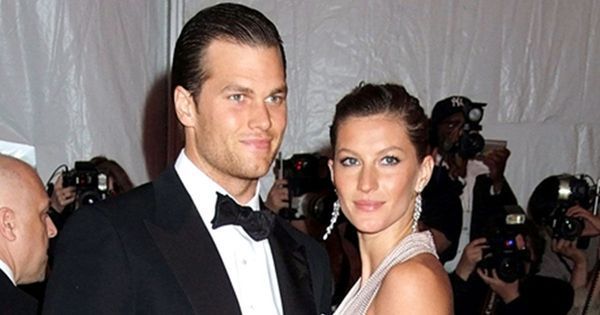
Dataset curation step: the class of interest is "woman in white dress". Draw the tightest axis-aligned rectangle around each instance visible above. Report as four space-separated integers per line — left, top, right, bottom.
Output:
324 83 452 314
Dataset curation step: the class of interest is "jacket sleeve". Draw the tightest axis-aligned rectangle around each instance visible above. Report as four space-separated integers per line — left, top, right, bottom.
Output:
43 206 134 315
471 175 518 239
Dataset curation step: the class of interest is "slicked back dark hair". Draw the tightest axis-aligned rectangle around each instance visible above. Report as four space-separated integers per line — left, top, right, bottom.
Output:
171 3 286 96
329 83 430 162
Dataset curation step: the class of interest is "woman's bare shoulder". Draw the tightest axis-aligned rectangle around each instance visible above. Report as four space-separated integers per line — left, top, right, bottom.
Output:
368 253 453 315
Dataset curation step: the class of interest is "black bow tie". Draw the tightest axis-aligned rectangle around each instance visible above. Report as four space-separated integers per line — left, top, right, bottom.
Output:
211 192 275 241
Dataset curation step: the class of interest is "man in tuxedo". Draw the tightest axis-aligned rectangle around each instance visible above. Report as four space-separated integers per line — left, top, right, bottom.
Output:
43 3 331 315
0 154 58 314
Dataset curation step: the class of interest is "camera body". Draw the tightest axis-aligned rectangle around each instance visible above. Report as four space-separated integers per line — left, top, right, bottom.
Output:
276 153 335 223
62 161 109 206
458 100 486 159
548 174 596 240
478 213 528 283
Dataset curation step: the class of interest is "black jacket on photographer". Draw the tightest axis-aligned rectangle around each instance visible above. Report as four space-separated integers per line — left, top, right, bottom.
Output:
421 158 518 264
420 96 518 265
450 271 574 315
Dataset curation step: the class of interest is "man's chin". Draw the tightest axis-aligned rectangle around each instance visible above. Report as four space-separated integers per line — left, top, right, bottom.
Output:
239 161 272 179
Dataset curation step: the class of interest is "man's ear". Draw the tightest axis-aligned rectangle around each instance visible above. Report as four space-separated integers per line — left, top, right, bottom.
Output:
174 86 197 127
416 155 434 193
0 207 17 241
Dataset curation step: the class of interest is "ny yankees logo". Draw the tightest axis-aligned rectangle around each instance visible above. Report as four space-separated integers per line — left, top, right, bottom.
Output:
451 96 464 108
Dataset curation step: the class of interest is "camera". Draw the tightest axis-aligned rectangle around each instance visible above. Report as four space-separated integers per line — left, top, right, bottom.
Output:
62 161 109 206
548 174 598 240
478 212 529 283
458 100 486 159
276 153 336 223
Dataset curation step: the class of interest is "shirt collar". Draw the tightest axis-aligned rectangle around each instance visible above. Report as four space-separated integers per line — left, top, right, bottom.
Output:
174 150 261 214
0 259 15 286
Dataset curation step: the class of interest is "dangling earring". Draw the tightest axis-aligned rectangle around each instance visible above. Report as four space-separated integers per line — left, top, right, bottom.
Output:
322 199 340 240
412 192 422 233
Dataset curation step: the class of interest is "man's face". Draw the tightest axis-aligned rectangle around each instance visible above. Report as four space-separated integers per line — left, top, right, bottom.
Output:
14 174 57 284
436 112 465 153
180 40 287 192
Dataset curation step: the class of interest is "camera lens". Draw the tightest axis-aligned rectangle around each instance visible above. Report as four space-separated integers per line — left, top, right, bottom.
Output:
459 132 485 158
497 256 525 283
556 216 583 240
78 190 102 205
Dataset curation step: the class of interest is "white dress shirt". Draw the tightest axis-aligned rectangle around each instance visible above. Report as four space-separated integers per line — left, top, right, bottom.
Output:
174 150 283 315
443 158 490 272
0 258 16 285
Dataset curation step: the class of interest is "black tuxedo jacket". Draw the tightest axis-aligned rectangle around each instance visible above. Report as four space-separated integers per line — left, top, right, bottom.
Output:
43 167 332 314
0 270 38 315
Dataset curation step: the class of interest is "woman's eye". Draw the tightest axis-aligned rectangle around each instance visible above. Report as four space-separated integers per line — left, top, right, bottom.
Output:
340 157 358 166
381 156 399 165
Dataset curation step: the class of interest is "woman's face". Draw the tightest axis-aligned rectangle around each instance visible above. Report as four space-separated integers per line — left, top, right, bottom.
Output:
329 113 432 236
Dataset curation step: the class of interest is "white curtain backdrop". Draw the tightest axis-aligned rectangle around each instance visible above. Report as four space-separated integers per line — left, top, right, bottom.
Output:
1 0 598 207
0 0 170 185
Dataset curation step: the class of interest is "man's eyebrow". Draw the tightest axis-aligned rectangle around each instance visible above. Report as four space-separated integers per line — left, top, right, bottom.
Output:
221 84 253 94
269 85 288 95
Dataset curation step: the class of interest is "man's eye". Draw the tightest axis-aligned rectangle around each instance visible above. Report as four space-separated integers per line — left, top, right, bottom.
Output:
228 94 245 102
382 156 399 165
266 95 285 105
340 157 359 167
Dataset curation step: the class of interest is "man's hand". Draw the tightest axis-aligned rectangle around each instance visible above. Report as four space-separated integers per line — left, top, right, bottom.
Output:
551 238 586 264
567 205 600 237
455 237 488 281
264 178 289 213
481 147 510 193
477 268 520 303
50 174 76 213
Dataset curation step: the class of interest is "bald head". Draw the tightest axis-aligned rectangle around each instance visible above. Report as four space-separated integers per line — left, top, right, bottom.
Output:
0 154 57 284
0 154 45 203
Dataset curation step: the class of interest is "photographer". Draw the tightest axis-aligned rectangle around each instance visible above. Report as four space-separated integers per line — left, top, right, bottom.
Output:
450 214 574 315
48 155 133 228
265 153 361 307
528 174 600 314
419 95 518 267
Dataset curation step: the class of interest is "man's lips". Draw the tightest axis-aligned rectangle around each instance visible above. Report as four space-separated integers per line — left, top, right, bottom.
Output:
353 200 385 211
241 138 272 150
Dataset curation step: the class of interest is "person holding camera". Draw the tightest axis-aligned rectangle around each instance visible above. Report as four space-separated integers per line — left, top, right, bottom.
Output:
528 174 600 314
450 214 574 315
48 155 133 229
419 95 519 268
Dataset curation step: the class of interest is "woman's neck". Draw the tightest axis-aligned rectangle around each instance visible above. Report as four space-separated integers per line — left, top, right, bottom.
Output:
357 222 413 287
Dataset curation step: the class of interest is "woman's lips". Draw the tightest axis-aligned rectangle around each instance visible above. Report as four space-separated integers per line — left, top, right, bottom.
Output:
353 200 384 211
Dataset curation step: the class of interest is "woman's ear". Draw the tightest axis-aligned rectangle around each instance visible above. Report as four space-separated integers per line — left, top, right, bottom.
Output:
328 158 335 185
416 155 434 193
0 207 17 241
174 86 196 127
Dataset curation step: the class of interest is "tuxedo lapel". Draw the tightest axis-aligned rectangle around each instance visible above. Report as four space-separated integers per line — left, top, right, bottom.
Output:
144 168 241 315
269 219 316 315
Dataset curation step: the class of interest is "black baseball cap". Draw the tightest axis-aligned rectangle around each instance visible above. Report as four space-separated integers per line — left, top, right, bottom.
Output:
431 96 486 126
